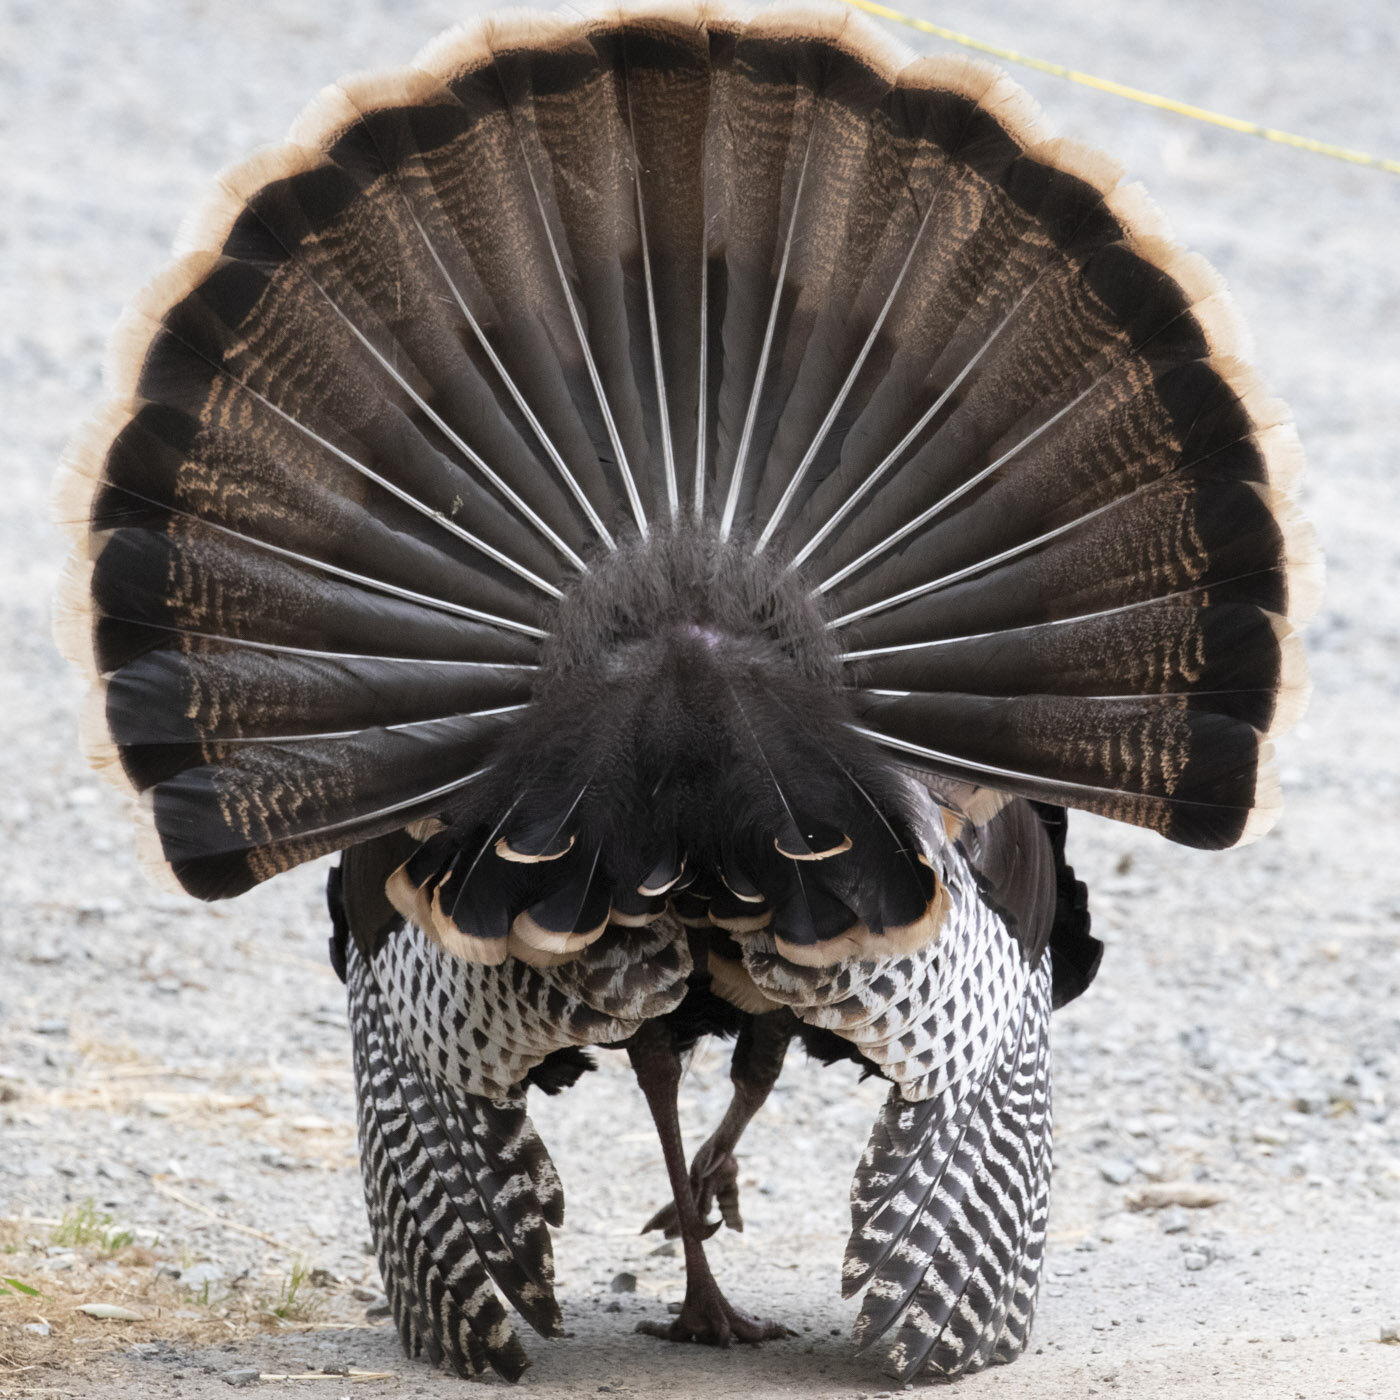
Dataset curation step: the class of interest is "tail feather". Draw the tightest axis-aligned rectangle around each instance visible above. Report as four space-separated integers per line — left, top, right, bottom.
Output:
348 937 563 1378
849 958 1052 1380
61 0 1314 908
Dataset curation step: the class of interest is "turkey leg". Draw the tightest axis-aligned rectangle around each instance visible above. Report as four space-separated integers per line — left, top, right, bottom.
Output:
642 1009 795 1238
627 1019 789 1346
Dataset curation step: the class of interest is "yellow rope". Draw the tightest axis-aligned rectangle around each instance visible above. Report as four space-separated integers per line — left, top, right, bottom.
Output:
845 0 1400 177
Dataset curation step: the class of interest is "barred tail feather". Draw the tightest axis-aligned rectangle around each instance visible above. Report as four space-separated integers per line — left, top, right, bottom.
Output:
347 938 565 1380
845 957 1053 1380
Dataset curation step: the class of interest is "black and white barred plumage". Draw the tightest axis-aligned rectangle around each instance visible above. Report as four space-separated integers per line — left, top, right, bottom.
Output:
59 0 1314 1383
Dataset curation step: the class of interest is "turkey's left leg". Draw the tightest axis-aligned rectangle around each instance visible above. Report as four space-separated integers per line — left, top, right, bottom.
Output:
627 1020 789 1345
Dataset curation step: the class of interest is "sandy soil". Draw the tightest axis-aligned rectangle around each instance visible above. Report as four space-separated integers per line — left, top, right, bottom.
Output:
2 1 1398 1396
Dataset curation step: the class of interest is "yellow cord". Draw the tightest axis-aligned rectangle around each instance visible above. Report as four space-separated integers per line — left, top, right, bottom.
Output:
845 0 1400 177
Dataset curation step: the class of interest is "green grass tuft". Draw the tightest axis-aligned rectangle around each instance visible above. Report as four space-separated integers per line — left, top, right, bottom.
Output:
257 1259 322 1322
49 1200 135 1256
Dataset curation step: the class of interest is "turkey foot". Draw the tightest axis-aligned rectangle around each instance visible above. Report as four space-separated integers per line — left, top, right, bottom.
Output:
636 1270 790 1346
641 1143 741 1239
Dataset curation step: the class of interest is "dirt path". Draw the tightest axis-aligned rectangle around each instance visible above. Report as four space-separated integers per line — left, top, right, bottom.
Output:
2 1 1398 1396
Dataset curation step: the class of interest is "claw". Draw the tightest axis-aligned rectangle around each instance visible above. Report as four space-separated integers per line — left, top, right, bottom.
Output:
642 1148 744 1239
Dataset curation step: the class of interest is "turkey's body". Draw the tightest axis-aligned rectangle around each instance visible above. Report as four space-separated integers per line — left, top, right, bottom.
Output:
58 0 1315 1383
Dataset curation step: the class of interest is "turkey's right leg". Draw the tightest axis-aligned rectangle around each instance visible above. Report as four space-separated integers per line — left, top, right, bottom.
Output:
627 1019 789 1346
642 1008 795 1238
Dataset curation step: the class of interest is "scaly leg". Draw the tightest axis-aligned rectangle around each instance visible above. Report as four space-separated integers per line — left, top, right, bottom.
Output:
642 1009 795 1238
627 1019 789 1346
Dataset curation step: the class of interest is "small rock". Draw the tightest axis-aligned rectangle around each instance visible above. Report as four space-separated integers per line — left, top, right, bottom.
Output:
1182 1252 1209 1272
181 1262 224 1291
603 1299 623 1313
667 1301 684 1315
1134 1156 1166 1181
364 1295 391 1319
96 1160 129 1182
1252 1125 1288 1145
1380 1322 1399 1344
350 1284 380 1302
648 1241 677 1257
609 1272 637 1294
220 1369 262 1388
1098 1159 1136 1186
155 976 182 995
34 1019 69 1037
308 1268 337 1288
24 1322 51 1336
1160 1207 1190 1234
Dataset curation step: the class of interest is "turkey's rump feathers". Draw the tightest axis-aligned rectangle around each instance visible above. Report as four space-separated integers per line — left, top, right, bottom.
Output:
57 1 1314 946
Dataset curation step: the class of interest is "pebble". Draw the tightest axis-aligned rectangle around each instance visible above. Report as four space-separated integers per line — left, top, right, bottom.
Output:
648 1241 677 1257
180 1262 223 1290
1098 1159 1136 1186
364 1295 391 1318
1380 1322 1399 1344
609 1272 637 1293
1183 1252 1209 1272
350 1284 380 1301
33 1019 69 1036
220 1369 262 1388
24 1322 51 1336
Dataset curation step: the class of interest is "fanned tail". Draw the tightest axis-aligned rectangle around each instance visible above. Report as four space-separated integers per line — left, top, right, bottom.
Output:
58 3 1315 913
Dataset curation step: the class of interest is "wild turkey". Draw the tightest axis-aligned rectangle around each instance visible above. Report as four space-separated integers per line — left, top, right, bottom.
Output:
55 0 1317 1381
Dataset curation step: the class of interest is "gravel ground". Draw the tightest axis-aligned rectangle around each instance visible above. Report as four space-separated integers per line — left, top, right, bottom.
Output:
3 1 1399 1396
